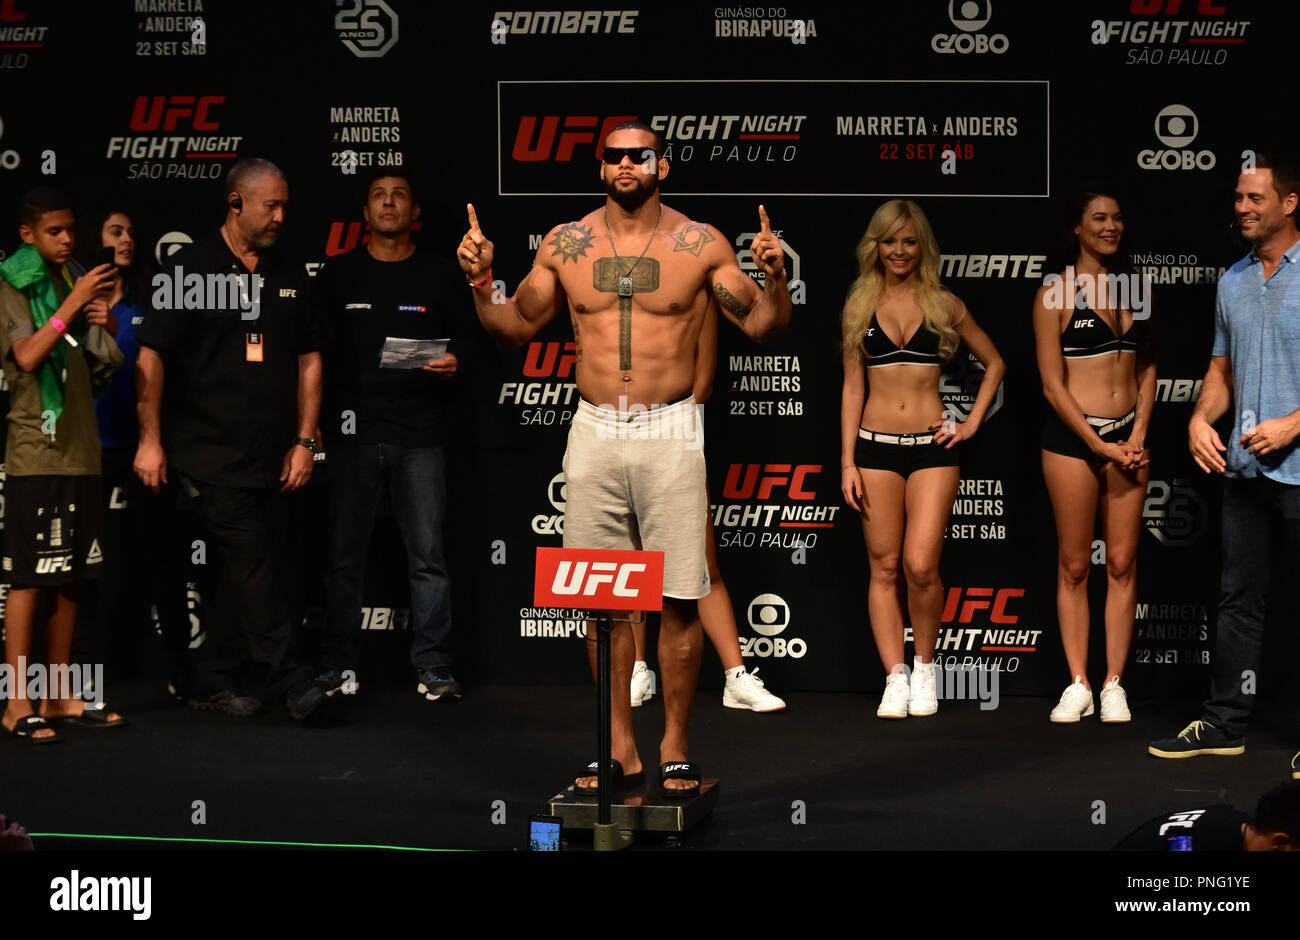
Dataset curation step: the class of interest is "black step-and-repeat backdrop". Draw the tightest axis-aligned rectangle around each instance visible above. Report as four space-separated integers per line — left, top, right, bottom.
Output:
0 1 1291 698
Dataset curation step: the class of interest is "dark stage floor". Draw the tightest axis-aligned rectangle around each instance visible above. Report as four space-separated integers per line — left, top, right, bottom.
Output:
8 680 1296 853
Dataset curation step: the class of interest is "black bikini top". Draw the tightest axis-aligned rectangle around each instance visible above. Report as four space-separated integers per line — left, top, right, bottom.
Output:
1060 293 1146 359
862 312 943 367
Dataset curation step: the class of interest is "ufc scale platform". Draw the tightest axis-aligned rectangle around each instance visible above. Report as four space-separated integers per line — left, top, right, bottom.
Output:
534 547 719 850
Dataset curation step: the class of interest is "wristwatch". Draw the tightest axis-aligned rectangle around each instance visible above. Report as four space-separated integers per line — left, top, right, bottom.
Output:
293 436 318 453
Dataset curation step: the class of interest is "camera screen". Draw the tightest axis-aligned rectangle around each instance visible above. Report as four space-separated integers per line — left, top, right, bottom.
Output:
529 818 561 851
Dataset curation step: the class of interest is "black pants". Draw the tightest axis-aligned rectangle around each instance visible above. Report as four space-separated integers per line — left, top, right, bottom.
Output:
185 477 309 703
1201 475 1300 737
80 447 192 686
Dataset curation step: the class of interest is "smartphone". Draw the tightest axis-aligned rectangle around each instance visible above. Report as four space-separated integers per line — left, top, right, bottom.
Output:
528 814 563 851
95 245 118 270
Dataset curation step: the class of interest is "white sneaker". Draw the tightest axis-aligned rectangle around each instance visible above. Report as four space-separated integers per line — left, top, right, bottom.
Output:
630 661 655 708
722 668 786 712
1099 676 1131 723
908 658 938 717
1050 675 1095 723
877 673 910 719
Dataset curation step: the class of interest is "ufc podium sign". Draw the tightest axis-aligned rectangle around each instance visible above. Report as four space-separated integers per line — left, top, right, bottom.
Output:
534 547 664 612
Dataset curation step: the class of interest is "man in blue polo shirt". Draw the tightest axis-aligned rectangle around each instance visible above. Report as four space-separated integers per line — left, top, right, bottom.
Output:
1150 153 1300 771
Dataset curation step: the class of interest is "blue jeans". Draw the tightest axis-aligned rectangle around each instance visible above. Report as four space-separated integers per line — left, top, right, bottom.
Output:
323 444 452 672
1201 475 1300 737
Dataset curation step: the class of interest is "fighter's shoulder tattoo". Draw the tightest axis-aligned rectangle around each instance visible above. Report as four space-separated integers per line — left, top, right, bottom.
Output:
548 222 596 264
713 281 750 320
670 222 716 257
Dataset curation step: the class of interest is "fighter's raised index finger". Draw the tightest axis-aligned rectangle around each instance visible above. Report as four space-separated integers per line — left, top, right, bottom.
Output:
758 204 772 233
467 203 481 233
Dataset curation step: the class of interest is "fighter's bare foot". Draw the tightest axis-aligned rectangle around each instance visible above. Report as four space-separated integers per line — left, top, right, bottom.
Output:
3 707 57 740
576 753 642 790
659 744 698 792
40 699 124 725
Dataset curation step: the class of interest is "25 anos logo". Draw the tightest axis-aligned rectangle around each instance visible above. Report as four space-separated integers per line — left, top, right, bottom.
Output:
1142 479 1208 547
742 593 807 658
335 0 398 58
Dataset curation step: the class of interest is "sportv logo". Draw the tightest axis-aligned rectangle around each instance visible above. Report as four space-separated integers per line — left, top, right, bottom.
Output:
743 593 807 658
932 0 1008 54
1138 104 1215 171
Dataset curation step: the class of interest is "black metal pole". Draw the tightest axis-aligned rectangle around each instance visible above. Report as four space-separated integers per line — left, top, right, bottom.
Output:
597 613 612 827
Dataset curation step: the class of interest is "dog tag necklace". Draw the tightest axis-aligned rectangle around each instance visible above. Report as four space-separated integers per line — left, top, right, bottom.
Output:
603 206 662 371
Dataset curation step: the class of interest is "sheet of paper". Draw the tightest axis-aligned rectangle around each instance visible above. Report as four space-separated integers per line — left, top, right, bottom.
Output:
379 337 449 369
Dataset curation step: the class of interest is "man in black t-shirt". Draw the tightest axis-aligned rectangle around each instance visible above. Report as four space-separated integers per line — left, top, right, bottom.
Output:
313 173 470 701
134 158 324 720
1113 780 1300 850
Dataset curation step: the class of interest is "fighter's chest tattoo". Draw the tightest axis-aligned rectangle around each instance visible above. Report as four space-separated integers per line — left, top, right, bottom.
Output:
670 223 715 257
548 223 596 263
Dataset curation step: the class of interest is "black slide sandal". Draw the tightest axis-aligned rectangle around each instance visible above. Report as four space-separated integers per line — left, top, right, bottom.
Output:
575 758 646 793
658 761 701 798
49 701 127 729
7 715 64 745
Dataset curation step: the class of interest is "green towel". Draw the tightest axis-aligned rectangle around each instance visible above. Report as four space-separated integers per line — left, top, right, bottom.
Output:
0 242 81 423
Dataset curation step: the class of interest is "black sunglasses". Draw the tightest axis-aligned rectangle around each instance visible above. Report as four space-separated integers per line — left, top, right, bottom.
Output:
601 146 659 165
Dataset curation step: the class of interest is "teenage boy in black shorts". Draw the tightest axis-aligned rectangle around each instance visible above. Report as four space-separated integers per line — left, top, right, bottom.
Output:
0 188 125 743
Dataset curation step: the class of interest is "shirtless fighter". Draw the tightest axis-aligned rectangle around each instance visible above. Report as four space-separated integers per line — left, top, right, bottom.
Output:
459 121 791 795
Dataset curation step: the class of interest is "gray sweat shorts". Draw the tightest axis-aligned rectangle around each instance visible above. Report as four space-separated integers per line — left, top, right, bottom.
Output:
562 395 710 601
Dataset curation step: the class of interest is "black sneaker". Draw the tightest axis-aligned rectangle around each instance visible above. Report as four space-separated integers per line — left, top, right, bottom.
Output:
189 689 262 718
310 668 358 698
1149 720 1245 758
285 678 328 720
166 663 197 704
416 667 463 701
